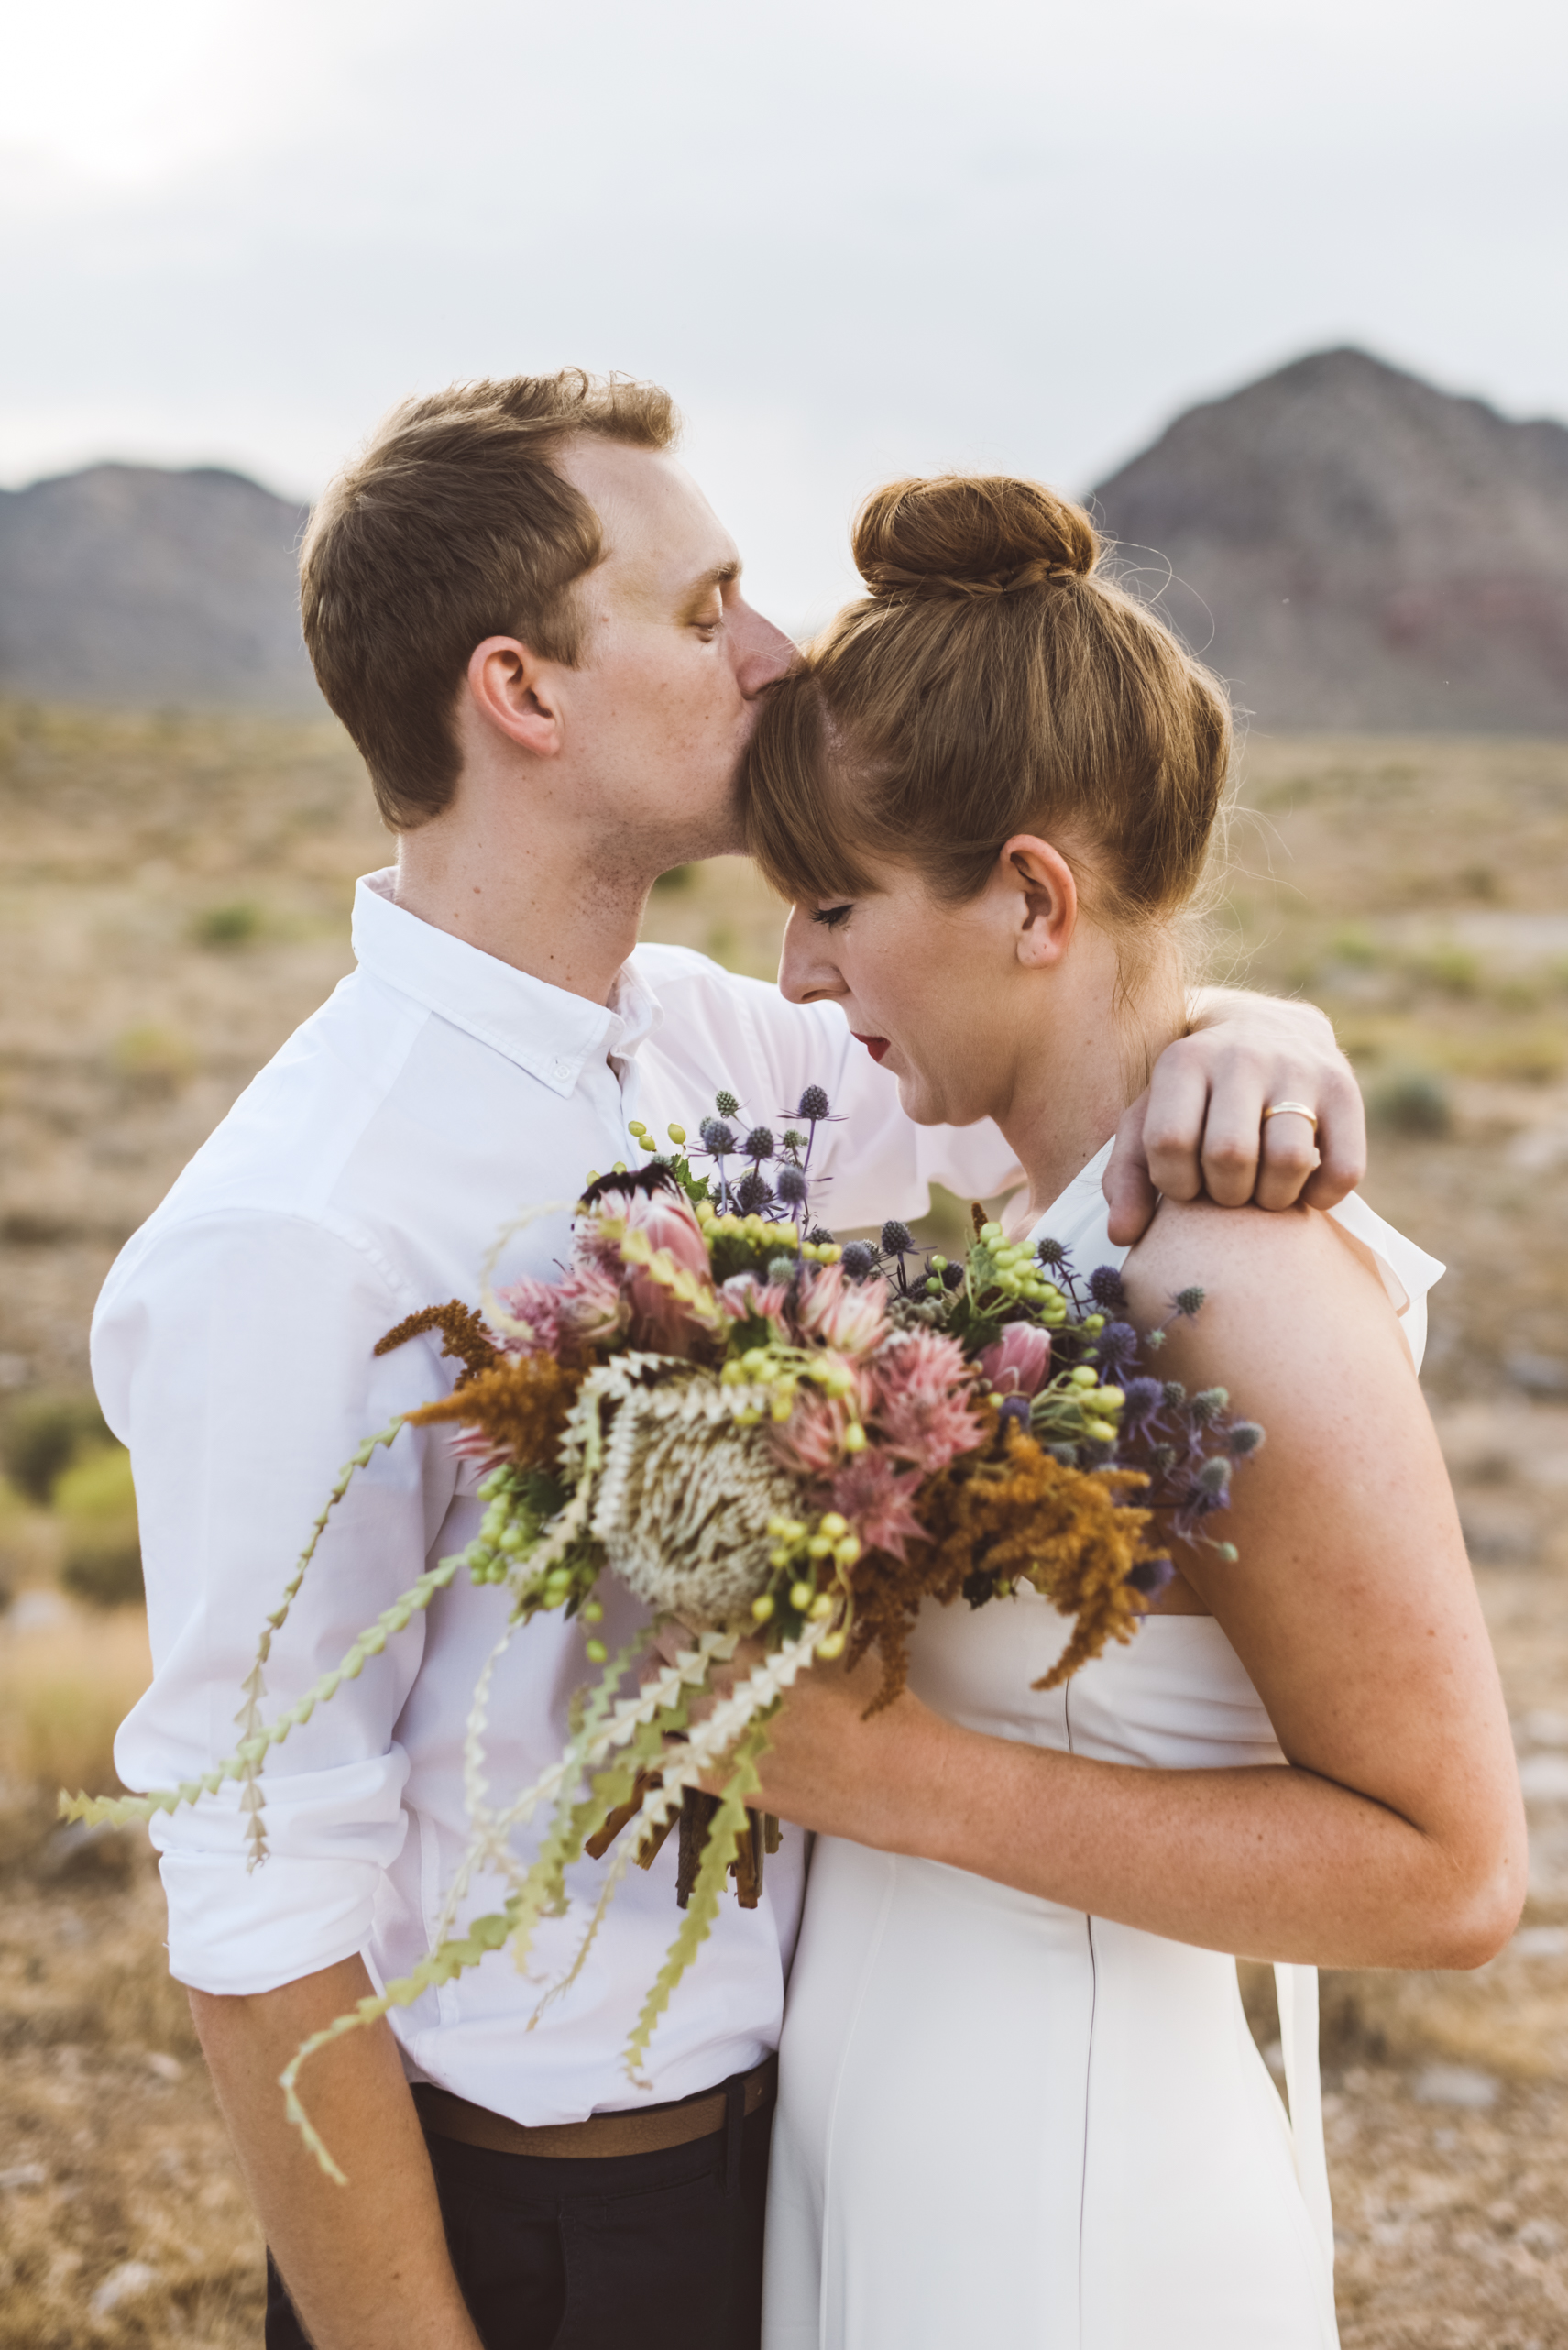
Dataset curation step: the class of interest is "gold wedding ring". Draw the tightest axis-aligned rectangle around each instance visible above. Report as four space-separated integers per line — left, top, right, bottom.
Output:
1262 1101 1319 1131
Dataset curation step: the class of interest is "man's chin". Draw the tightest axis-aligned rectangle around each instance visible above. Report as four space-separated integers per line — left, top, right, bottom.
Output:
680 800 747 864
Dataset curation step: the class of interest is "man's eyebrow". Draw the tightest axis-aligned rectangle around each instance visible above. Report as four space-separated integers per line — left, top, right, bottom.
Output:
677 559 741 617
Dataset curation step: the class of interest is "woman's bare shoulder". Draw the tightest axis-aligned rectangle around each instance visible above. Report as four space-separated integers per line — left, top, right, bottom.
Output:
1125 1191 1376 1285
1120 1193 1407 1389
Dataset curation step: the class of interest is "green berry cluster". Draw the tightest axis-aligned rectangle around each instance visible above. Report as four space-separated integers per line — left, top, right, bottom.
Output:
461 1465 609 1662
970 1222 1069 1318
749 1510 859 1657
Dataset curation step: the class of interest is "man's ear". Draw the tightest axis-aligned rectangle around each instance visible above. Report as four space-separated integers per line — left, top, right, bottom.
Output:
1003 834 1078 970
466 636 565 759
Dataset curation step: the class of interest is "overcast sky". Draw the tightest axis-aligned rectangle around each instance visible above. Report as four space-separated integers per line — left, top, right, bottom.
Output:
4 0 1565 625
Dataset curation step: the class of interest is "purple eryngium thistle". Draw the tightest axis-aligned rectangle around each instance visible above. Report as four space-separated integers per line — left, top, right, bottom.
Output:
1095 1321 1140 1367
1089 1265 1128 1310
782 1083 839 1184
775 1165 808 1214
1120 1377 1164 1425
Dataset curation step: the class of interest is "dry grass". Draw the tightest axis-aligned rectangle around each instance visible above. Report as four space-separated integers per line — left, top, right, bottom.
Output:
5 703 1568 2344
0 1601 150 1800
0 1864 263 2350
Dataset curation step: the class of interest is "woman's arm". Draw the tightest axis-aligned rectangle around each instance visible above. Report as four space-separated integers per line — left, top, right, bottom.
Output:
755 1202 1526 1970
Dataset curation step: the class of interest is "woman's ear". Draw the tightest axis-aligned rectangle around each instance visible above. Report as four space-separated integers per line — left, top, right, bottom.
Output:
1001 834 1078 970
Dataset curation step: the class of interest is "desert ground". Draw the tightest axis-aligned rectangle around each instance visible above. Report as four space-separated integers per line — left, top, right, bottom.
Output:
4 702 1568 2345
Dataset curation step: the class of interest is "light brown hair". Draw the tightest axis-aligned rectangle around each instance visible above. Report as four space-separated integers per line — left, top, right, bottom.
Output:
742 474 1232 965
300 370 678 829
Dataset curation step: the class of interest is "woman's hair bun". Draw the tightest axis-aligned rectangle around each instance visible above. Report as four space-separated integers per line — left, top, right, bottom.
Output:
854 474 1100 604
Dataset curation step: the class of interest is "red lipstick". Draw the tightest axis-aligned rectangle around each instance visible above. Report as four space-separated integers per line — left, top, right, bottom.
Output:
853 1034 890 1064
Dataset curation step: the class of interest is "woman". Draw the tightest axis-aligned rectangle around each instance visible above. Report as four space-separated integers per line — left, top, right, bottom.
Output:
739 475 1526 2348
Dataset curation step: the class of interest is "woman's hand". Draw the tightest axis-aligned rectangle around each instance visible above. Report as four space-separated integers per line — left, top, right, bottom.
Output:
1104 988 1365 1245
643 1620 942 1828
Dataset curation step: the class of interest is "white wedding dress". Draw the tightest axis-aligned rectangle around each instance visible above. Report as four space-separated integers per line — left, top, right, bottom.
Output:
763 1147 1442 2350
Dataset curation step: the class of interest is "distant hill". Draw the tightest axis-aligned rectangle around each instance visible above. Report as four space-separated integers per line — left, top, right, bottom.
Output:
0 463 319 711
1090 347 1568 732
7 361 1568 730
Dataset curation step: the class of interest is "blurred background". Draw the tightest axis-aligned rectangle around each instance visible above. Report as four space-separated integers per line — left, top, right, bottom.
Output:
2 5 1567 2345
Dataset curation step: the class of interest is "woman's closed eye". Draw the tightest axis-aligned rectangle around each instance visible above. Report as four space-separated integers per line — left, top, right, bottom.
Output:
812 904 853 930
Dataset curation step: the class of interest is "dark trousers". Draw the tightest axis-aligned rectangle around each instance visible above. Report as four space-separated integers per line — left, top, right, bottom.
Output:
264 2082 772 2350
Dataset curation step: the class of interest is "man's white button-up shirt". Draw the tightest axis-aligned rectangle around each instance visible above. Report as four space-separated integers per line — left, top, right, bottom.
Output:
94 871 1019 2124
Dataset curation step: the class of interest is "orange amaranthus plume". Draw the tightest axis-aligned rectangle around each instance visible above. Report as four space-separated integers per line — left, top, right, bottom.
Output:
847 1423 1157 1713
375 1301 502 1389
403 1354 585 1473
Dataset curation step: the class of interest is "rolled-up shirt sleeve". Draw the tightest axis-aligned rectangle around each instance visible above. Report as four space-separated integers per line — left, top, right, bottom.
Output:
95 1210 456 1995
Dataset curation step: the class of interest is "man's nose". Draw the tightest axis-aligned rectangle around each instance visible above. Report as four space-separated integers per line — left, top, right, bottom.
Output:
733 600 799 699
778 906 844 1005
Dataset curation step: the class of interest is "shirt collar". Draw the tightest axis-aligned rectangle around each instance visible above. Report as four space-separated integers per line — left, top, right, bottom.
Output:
352 870 663 1097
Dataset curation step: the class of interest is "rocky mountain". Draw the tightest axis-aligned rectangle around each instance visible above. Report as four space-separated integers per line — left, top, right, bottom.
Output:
1090 347 1568 732
0 463 319 711
5 357 1566 730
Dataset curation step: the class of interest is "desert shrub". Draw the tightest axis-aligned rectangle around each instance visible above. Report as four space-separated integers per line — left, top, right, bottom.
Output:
0 1389 109 1504
0 1607 151 1795
192 897 264 947
111 1022 198 1094
1329 926 1380 969
1484 1030 1567 1085
1408 941 1482 996
1369 1068 1453 1137
56 1445 143 1608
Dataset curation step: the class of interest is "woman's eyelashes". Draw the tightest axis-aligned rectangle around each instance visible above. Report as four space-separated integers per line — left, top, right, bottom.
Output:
811 904 853 930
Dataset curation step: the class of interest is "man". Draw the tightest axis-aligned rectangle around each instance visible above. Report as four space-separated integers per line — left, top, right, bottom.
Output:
95 371 1360 2350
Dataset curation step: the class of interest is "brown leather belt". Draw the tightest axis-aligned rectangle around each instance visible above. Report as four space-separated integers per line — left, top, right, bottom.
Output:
411 2054 777 2161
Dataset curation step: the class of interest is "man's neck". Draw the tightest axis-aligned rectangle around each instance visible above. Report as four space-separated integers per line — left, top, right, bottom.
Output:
391 824 652 1008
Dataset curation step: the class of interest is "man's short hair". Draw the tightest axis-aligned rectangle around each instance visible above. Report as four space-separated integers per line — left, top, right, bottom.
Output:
300 371 679 829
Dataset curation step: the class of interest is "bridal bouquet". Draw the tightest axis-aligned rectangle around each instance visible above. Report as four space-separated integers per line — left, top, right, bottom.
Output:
65 1085 1262 2177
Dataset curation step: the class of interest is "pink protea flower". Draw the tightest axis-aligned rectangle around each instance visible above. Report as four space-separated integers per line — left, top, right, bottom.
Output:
719 1272 791 1332
978 1322 1052 1399
872 1328 986 1475
874 1388 986 1477
876 1326 972 1400
825 1455 927 1561
793 1261 890 1356
559 1260 628 1350
576 1182 710 1275
493 1274 565 1357
583 1183 718 1356
766 1365 872 1477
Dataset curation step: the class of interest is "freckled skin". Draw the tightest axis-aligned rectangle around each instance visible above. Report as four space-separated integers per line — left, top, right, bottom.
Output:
751 839 1527 1975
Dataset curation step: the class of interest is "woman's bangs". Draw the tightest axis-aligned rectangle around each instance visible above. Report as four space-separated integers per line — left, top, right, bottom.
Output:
742 681 883 907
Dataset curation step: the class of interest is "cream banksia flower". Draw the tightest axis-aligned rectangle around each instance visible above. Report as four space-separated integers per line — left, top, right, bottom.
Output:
588 1375 802 1623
